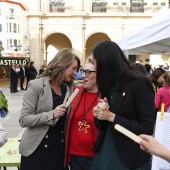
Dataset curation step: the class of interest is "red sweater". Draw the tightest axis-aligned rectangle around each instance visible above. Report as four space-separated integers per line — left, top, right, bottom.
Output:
69 91 98 156
64 86 100 167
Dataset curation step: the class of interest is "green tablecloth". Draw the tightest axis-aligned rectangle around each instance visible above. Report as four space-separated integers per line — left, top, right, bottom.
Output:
0 138 21 167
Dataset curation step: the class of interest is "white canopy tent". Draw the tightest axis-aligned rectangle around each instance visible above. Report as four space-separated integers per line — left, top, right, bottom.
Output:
117 7 170 55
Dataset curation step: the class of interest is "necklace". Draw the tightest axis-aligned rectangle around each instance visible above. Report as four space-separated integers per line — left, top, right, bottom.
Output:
78 91 98 133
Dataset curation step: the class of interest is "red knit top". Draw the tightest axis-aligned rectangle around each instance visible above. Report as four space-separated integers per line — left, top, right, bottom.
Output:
69 91 98 156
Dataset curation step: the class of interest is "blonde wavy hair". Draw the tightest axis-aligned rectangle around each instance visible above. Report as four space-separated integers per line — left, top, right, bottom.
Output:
163 71 170 87
85 55 93 64
38 48 80 83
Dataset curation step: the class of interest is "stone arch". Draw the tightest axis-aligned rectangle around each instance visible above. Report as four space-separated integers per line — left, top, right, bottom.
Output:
85 32 111 61
43 32 72 63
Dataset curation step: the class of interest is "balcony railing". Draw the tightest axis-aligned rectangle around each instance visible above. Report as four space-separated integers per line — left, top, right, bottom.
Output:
47 2 168 14
92 2 108 12
130 3 146 13
49 1 65 12
50 5 65 12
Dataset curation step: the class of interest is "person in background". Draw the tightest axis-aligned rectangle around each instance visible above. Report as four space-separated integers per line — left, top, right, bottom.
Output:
65 57 99 170
20 64 25 90
19 48 80 170
15 64 20 92
163 63 169 71
139 134 170 162
75 65 82 80
0 89 8 147
0 89 8 118
39 64 45 75
155 71 170 112
145 64 152 77
0 119 7 147
25 62 31 90
10 63 19 93
148 67 165 94
29 61 37 80
131 63 146 75
91 41 155 170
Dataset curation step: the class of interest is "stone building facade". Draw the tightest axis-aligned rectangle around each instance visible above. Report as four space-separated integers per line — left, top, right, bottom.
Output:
25 0 170 68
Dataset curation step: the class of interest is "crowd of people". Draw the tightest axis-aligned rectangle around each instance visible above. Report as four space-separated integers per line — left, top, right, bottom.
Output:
9 61 46 92
1 41 170 169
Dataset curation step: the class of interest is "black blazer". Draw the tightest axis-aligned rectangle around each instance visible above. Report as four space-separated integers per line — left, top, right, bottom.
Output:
25 66 30 78
10 67 18 83
20 67 25 77
94 79 155 169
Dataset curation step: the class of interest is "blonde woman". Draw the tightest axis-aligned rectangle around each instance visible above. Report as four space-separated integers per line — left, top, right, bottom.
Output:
19 48 80 170
65 57 99 170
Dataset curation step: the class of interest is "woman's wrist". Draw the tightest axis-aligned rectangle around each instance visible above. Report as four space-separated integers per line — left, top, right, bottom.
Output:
53 110 60 119
108 111 115 122
160 147 170 162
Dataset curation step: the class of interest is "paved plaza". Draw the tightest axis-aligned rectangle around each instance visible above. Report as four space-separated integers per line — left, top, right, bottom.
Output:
0 79 25 138
0 78 25 170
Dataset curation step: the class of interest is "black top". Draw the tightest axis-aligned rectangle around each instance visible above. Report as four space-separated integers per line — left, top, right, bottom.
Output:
10 67 18 83
94 79 155 169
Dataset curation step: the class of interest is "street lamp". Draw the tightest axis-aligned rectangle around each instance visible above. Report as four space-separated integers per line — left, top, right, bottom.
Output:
10 44 22 57
24 48 30 62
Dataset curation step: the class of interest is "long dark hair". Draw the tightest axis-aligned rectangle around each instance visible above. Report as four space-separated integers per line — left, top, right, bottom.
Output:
148 68 165 90
92 41 154 99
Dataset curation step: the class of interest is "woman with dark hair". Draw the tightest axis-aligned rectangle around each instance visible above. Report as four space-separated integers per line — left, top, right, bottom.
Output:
19 48 80 170
148 67 165 94
91 41 155 170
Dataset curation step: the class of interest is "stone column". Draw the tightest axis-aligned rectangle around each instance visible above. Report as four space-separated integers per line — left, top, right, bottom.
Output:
29 18 42 70
28 0 39 12
73 0 84 12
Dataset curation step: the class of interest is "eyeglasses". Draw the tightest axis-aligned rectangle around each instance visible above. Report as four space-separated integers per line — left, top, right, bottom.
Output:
81 69 96 77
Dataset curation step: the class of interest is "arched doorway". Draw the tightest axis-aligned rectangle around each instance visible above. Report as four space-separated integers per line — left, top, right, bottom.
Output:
85 32 111 61
44 33 72 63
